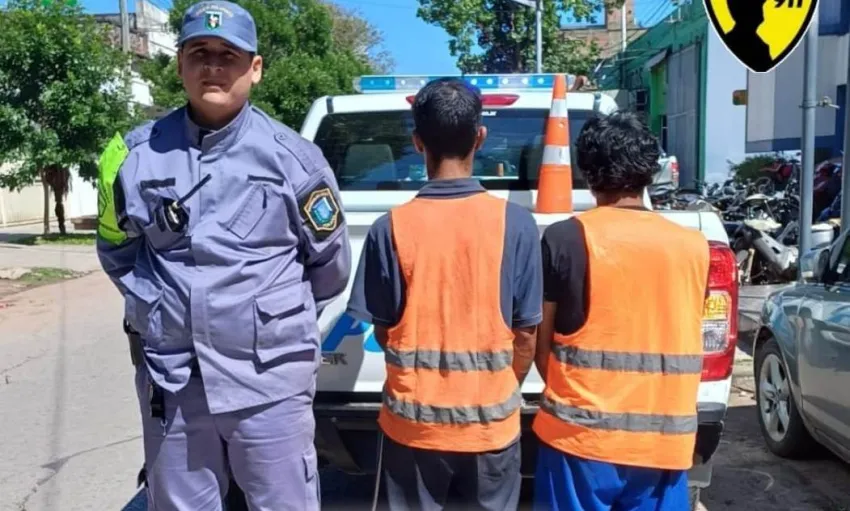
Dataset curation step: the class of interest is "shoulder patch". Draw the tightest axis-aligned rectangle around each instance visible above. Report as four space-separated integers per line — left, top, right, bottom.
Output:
123 120 160 150
298 179 342 241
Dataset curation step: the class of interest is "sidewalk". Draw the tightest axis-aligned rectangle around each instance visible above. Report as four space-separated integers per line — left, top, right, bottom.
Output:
0 221 101 274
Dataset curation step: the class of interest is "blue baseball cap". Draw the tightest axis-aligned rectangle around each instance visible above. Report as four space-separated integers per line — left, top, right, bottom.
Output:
178 1 258 53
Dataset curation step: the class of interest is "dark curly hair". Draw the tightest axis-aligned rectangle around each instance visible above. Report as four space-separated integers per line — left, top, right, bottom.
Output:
575 112 660 194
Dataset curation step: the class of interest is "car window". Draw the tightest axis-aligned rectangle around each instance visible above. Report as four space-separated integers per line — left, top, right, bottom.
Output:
313 108 596 191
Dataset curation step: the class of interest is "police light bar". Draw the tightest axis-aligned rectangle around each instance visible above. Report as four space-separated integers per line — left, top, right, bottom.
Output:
353 73 579 94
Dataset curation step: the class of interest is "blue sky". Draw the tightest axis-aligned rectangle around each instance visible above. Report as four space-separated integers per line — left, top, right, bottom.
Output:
80 0 678 74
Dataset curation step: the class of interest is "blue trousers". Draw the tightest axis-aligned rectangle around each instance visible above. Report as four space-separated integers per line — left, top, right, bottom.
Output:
533 443 689 511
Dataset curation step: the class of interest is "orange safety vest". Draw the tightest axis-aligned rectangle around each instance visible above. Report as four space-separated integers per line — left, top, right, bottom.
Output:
378 193 521 452
532 206 709 470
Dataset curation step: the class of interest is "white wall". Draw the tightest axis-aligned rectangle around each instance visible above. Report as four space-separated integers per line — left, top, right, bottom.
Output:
66 167 98 221
746 34 849 152
64 0 177 222
0 163 54 226
704 28 748 181
136 0 176 57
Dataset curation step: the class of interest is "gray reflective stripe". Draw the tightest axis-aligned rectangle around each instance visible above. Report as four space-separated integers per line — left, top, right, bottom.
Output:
384 389 522 424
540 396 698 434
551 345 703 374
385 348 513 372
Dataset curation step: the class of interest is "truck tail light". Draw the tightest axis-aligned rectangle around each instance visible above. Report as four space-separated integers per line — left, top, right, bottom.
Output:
405 94 519 107
702 241 739 381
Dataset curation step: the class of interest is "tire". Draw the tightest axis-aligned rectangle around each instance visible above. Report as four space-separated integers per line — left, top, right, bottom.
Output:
688 486 700 511
754 338 817 458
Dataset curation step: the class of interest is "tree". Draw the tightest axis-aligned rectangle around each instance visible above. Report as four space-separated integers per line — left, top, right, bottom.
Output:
139 0 387 129
326 3 394 74
0 0 135 235
729 154 778 183
417 0 609 75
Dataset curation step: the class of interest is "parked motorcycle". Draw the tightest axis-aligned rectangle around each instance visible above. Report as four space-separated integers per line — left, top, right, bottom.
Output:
732 219 798 285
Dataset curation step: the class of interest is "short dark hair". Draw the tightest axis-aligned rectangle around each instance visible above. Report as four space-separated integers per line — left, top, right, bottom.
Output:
411 78 482 161
575 112 660 193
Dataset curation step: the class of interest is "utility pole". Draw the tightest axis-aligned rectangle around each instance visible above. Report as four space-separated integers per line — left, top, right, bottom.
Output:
621 1 627 51
509 0 542 73
841 35 850 228
799 6 820 269
119 0 131 53
535 0 543 73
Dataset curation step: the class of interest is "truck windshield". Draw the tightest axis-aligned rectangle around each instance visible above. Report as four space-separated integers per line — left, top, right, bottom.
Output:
313 108 595 191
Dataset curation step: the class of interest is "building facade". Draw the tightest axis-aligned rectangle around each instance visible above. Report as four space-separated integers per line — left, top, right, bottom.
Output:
745 1 850 156
596 0 747 185
563 0 646 59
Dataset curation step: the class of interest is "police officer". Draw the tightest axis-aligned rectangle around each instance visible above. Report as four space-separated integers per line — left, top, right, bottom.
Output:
96 2 351 509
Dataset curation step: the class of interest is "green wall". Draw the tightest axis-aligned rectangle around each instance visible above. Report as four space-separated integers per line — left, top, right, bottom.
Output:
598 1 709 180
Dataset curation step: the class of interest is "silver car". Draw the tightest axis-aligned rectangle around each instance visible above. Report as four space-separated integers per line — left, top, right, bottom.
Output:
753 230 850 462
655 144 680 188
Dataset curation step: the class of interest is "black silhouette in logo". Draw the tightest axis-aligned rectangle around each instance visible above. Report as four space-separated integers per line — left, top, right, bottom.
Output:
725 0 773 72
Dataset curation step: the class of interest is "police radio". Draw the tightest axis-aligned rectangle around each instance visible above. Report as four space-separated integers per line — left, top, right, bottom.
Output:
156 173 213 233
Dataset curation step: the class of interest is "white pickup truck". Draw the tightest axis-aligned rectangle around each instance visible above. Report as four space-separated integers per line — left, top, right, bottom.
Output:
301 73 739 509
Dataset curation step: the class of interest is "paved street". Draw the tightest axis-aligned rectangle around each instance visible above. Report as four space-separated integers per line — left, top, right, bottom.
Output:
2 263 850 510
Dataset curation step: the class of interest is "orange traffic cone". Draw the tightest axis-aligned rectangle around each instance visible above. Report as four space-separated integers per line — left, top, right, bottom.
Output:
535 74 574 214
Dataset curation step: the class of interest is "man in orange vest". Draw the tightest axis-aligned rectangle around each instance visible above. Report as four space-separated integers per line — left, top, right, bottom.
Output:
345 77 542 510
532 112 709 510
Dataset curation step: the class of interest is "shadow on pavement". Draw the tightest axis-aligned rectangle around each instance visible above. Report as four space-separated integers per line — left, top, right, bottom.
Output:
0 232 32 243
701 404 850 510
124 404 850 510
124 469 536 510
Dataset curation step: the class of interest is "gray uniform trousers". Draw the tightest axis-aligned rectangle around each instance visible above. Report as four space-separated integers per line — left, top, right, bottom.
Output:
134 364 320 511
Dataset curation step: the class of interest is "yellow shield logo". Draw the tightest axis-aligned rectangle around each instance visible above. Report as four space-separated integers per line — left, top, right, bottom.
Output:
704 0 819 73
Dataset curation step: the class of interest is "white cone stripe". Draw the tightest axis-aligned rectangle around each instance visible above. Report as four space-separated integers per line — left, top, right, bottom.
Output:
549 99 568 118
542 145 571 166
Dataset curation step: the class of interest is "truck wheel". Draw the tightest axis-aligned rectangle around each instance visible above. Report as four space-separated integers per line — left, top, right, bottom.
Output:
754 338 817 458
688 486 700 511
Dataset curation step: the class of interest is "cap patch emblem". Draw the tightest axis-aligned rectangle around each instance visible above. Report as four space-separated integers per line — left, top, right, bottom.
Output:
204 11 222 29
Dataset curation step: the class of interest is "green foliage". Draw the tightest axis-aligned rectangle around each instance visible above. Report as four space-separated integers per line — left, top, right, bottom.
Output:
326 3 393 73
139 0 383 129
0 0 135 190
729 154 777 183
416 0 607 74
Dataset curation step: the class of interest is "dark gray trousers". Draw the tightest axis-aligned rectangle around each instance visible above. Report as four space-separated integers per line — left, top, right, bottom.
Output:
381 434 522 511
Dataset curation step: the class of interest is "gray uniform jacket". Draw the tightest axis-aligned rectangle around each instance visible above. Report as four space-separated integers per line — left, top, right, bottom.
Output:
97 103 351 414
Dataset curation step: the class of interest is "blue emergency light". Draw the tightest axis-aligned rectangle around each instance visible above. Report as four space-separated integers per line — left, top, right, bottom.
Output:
353 73 578 94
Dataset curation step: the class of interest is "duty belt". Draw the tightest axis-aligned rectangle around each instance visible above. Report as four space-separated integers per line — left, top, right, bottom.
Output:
123 319 201 376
